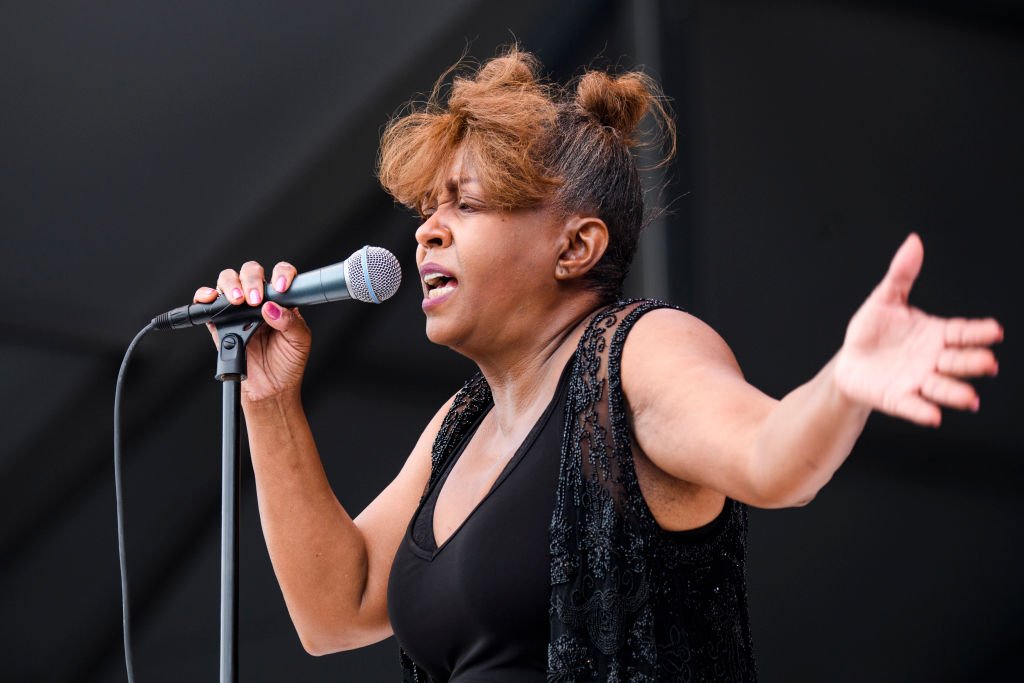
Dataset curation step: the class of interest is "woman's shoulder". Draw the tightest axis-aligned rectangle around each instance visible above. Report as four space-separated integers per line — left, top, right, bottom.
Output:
618 304 737 367
617 304 743 409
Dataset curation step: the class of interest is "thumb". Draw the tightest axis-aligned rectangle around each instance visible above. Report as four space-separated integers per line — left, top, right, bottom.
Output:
261 301 309 339
876 232 924 304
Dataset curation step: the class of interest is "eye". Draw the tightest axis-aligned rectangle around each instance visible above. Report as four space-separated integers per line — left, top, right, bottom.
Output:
458 202 475 212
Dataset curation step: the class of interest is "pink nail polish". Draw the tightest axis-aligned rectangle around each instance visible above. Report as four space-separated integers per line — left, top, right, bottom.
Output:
265 301 281 320
248 289 261 305
232 288 243 301
275 276 286 292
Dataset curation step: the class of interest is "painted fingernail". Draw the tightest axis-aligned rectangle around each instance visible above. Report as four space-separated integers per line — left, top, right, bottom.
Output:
231 288 243 301
248 288 261 305
275 276 286 292
265 301 281 320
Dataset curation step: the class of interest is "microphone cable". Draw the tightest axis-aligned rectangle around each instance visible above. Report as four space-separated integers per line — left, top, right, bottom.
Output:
114 320 157 683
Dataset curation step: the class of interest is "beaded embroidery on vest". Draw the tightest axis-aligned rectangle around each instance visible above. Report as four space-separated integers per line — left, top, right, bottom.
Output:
400 300 757 682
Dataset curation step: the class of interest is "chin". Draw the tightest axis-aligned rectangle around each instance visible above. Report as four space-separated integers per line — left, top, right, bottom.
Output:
423 316 457 347
423 315 475 357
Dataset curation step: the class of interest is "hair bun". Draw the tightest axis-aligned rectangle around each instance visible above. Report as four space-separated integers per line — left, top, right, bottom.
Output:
575 71 653 138
474 49 541 87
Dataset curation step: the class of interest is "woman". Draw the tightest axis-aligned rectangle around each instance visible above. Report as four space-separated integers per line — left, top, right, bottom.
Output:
193 49 1002 681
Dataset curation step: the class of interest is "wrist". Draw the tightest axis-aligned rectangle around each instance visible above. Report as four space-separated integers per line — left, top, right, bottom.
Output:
827 351 873 419
242 387 304 417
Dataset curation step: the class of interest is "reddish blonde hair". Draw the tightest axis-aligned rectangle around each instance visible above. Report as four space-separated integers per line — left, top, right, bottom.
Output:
377 47 675 300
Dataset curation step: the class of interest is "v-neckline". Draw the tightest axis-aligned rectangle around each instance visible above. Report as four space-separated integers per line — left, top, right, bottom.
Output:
413 356 574 560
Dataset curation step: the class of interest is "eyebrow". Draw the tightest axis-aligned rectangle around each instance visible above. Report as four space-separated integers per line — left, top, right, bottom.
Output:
419 174 481 213
443 175 480 193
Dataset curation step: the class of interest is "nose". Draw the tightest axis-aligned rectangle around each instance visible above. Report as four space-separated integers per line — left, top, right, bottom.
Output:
415 212 452 250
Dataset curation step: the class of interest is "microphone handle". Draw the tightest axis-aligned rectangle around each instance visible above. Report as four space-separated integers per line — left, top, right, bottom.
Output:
154 262 352 330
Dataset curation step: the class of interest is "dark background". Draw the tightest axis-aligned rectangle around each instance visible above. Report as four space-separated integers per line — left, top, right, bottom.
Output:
1 1 1021 680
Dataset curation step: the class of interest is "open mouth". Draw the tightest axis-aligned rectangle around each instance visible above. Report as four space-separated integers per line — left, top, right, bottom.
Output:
423 271 458 299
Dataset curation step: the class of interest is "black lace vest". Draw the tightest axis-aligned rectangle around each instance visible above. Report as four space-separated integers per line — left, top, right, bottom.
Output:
400 300 757 682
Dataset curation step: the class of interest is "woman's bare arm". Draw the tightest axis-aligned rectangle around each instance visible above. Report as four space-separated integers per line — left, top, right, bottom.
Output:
624 311 867 508
194 258 448 654
625 235 1002 509
244 392 448 655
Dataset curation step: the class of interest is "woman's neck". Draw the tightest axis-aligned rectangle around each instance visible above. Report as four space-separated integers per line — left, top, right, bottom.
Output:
470 296 600 436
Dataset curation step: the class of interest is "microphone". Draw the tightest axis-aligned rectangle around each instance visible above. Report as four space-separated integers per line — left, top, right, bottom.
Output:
152 245 402 330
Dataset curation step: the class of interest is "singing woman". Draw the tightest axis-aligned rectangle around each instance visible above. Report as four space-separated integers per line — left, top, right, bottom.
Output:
192 48 1002 682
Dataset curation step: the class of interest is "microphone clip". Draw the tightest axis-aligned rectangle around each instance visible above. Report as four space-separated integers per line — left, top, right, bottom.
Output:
215 318 263 381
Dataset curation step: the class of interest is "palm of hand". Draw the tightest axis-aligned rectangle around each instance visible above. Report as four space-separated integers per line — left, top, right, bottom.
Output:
834 234 1001 427
240 324 311 403
207 314 311 403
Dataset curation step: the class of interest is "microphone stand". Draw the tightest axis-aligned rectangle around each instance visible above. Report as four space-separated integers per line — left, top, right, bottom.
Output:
213 317 262 683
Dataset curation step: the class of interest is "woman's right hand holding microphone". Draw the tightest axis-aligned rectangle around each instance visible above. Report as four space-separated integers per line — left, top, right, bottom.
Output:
193 260 312 404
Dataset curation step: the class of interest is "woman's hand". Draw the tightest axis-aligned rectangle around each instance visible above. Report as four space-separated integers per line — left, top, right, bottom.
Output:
193 260 312 403
834 233 1003 427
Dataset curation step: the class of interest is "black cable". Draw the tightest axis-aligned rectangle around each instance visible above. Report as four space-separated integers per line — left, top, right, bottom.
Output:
114 321 157 683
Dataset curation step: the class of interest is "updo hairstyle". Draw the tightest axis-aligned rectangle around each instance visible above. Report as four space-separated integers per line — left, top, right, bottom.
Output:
377 47 675 302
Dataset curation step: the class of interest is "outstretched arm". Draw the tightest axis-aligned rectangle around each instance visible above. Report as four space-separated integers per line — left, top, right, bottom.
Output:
625 234 1003 509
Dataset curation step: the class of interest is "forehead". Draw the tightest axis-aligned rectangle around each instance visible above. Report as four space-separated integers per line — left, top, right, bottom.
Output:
432 149 481 199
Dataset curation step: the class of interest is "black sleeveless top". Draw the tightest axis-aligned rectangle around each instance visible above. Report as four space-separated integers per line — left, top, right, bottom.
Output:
392 300 757 682
386 355 573 682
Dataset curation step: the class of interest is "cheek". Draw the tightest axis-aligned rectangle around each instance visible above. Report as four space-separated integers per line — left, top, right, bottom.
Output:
459 215 557 293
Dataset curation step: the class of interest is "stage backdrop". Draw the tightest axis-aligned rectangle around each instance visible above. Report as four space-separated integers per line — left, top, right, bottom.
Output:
0 1 1019 680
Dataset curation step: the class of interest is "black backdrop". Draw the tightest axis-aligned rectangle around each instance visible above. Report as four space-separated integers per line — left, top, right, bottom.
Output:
1 1 1020 680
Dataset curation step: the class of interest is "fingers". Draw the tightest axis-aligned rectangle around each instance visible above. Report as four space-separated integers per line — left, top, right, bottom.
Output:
215 261 275 306
944 317 1004 348
202 260 300 351
921 373 979 413
193 286 219 303
270 261 298 293
217 268 246 305
205 321 220 349
877 233 924 304
891 371 982 427
936 347 998 378
892 392 942 428
239 261 266 306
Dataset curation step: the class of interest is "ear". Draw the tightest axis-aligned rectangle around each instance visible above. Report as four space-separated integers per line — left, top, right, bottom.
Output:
554 215 609 281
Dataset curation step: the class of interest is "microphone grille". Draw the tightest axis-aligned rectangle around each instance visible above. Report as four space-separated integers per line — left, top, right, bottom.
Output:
344 246 402 303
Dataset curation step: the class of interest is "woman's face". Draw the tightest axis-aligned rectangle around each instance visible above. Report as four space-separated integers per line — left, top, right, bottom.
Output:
414 150 565 356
